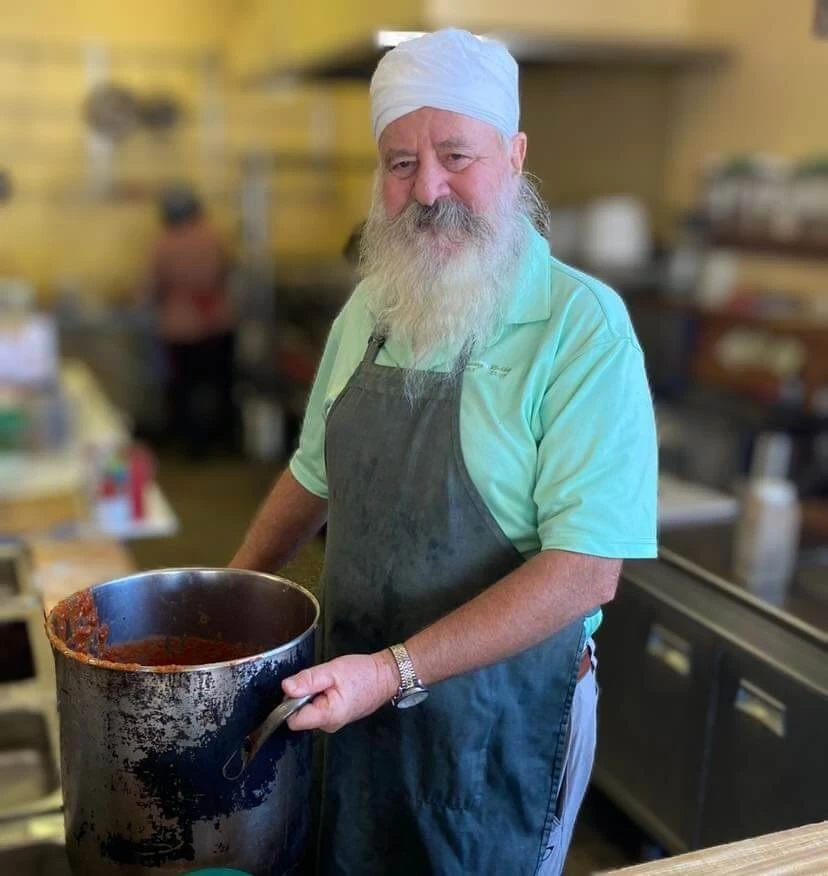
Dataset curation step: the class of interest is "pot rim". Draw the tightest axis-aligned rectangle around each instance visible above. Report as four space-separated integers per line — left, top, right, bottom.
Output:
46 567 320 674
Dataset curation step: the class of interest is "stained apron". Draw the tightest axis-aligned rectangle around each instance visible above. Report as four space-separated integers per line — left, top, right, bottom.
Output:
316 334 585 875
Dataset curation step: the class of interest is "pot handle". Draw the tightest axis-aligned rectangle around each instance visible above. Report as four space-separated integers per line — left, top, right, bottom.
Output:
222 694 314 781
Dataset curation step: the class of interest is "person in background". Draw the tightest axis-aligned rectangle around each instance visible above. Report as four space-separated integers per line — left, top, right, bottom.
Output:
231 29 658 875
149 186 236 458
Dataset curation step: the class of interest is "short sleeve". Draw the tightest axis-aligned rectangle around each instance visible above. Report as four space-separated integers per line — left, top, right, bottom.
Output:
534 337 658 558
288 315 345 499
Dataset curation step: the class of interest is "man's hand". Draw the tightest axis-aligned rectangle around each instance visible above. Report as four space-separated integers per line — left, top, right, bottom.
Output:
283 651 400 733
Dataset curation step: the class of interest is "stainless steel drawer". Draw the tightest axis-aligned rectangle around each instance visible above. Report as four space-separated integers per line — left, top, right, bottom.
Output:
593 578 719 852
700 645 828 846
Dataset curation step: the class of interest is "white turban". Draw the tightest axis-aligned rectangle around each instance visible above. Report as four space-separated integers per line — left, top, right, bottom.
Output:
370 28 519 143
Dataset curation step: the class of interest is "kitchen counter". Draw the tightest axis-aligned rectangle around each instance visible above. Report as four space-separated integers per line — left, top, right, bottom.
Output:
659 521 827 642
605 819 827 874
0 360 178 541
29 536 136 613
595 531 827 855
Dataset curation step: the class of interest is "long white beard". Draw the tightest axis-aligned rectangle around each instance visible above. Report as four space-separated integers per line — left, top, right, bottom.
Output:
359 176 537 379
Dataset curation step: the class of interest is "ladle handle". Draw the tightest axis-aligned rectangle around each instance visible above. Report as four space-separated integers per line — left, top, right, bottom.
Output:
222 694 313 781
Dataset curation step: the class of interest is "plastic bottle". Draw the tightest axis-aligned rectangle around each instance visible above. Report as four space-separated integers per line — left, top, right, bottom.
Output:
733 477 801 604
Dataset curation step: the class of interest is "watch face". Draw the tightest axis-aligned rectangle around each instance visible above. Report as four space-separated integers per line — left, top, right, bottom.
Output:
396 687 429 709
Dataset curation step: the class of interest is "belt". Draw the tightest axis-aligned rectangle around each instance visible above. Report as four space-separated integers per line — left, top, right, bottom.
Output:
577 648 592 681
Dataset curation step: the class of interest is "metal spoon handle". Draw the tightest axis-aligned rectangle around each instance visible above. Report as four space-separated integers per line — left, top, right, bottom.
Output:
222 694 313 781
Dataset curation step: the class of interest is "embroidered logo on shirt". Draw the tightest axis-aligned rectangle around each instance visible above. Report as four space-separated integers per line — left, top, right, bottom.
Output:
466 360 512 378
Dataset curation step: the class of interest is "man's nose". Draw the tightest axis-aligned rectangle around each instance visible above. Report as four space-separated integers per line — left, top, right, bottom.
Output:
412 158 451 206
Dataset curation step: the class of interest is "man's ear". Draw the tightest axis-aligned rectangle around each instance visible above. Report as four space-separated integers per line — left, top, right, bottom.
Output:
511 133 527 174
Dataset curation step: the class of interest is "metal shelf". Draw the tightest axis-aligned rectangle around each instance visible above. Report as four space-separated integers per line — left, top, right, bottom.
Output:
246 30 733 85
711 232 828 261
0 38 216 69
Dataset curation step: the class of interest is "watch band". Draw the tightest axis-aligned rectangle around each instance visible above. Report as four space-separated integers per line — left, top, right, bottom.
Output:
389 643 419 692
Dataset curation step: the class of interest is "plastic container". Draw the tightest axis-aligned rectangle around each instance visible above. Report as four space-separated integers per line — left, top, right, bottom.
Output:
733 477 801 604
580 195 651 272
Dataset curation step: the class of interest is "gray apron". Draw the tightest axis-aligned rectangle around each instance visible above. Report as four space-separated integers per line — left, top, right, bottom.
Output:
316 334 586 875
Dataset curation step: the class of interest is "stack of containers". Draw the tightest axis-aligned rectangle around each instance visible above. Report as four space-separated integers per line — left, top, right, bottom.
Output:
0 543 62 822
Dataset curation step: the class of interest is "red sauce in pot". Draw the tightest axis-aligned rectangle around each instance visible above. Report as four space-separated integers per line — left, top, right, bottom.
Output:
100 635 252 666
50 589 256 668
50 588 110 656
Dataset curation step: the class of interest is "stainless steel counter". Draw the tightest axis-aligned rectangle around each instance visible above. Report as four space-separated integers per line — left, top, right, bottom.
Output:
659 522 827 643
594 537 828 854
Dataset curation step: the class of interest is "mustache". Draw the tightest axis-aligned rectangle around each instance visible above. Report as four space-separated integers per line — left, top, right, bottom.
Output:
393 197 492 243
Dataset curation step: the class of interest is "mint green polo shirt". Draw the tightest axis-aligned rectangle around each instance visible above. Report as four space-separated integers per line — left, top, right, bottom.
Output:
290 223 658 639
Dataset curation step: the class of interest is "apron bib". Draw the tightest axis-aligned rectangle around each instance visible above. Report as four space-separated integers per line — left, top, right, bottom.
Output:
317 335 585 875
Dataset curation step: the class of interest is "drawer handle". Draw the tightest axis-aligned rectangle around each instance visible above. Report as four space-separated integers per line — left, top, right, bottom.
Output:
645 624 691 677
734 680 786 738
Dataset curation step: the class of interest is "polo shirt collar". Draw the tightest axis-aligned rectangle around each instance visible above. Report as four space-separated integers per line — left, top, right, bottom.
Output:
501 219 552 326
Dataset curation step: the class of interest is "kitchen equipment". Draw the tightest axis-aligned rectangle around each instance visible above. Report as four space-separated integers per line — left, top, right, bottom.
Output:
0 313 59 387
733 478 802 604
0 812 71 876
749 431 794 480
222 693 314 781
140 93 183 132
546 206 582 263
46 569 319 876
666 211 707 300
83 83 140 142
580 195 651 272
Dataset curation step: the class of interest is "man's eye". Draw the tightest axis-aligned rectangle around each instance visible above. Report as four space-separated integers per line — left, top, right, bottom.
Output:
444 153 472 168
390 160 416 177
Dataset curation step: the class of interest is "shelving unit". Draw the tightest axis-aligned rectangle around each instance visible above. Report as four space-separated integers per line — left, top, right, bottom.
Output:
710 233 828 261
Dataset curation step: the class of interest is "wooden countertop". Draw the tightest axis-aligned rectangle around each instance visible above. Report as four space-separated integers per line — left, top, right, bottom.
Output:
30 537 135 613
604 820 827 874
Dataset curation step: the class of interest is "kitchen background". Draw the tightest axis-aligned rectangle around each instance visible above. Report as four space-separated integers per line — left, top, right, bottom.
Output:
1 1 826 873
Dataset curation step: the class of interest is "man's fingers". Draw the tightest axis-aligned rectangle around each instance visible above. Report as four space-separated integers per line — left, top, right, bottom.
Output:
283 663 336 697
286 694 333 731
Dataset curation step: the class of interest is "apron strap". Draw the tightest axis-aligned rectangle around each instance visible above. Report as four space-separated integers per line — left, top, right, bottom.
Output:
452 341 474 378
363 332 386 364
363 331 471 377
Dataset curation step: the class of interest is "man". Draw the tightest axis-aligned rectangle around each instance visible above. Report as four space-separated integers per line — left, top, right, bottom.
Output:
149 185 236 458
231 28 657 876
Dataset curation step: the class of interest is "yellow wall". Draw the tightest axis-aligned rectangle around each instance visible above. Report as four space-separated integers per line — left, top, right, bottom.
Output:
428 0 694 42
521 66 673 227
0 1 238 46
0 1 385 297
226 0 421 80
8 0 827 302
666 0 828 210
662 0 828 303
227 0 697 79
226 1 683 256
0 1 241 298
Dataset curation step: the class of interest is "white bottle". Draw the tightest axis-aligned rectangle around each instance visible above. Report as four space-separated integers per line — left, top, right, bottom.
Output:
733 477 801 604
